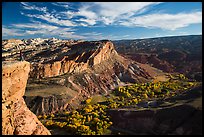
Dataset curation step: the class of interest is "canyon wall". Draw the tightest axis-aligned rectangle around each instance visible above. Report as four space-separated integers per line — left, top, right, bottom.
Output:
2 61 51 135
29 41 117 78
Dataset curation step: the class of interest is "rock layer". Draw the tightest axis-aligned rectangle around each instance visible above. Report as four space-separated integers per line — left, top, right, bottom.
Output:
2 61 51 135
29 41 117 78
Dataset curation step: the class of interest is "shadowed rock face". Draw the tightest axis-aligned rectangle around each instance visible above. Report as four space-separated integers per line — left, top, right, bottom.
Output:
108 105 202 135
2 61 51 135
107 86 202 135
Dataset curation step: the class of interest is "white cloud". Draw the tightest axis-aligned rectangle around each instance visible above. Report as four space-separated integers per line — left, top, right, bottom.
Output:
13 22 59 31
56 2 161 26
24 27 74 38
61 11 75 19
20 2 163 27
122 35 131 38
21 2 47 12
74 2 162 25
22 12 76 27
51 2 70 8
21 2 76 27
19 2 201 31
94 2 161 17
101 17 114 25
78 18 97 26
119 11 202 30
81 32 102 36
83 33 121 40
59 32 86 39
79 23 88 27
4 2 202 39
12 22 60 35
3 21 85 40
77 5 97 19
2 26 24 37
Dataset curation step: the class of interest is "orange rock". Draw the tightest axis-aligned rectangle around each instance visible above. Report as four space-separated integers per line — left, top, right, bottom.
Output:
29 41 117 78
2 61 51 135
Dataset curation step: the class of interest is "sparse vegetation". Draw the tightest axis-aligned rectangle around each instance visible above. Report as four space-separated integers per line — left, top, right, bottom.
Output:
39 73 198 135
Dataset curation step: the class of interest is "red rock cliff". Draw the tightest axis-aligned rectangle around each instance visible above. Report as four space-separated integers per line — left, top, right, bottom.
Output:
2 61 51 135
29 41 118 78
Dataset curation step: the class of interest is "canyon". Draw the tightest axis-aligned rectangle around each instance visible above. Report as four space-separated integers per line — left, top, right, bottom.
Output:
23 40 165 115
3 39 167 115
2 35 202 135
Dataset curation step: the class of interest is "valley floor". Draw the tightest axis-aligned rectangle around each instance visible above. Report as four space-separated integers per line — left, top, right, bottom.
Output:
35 75 202 135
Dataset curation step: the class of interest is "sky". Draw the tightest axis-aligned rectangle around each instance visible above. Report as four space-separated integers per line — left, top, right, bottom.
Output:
2 2 202 40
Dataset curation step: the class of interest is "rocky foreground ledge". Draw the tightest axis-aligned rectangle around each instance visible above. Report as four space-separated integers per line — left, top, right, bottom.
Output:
2 61 51 135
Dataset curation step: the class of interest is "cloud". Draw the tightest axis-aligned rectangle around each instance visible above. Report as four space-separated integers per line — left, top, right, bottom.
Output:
19 2 202 31
20 2 76 27
22 12 76 27
3 21 86 40
13 22 59 31
119 11 202 30
81 32 103 36
60 11 75 19
101 17 114 25
11 22 60 36
73 2 162 25
2 26 24 37
21 2 47 12
37 13 76 26
94 2 161 17
52 2 161 26
78 18 97 26
4 2 202 40
77 5 97 19
59 32 86 39
20 2 164 28
122 35 131 38
68 5 98 25
51 2 70 8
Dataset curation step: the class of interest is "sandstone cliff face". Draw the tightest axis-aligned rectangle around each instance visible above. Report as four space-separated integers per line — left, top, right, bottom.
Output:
2 61 51 135
29 41 117 78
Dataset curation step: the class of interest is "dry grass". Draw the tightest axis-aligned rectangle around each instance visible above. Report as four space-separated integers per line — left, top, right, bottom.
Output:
153 75 170 83
89 95 107 104
25 84 78 98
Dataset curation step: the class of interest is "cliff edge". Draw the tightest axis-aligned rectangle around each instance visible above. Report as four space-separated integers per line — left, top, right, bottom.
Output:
2 61 51 135
29 41 118 78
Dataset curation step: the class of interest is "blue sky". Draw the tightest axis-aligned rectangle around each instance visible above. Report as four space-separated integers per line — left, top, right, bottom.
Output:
2 2 202 40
